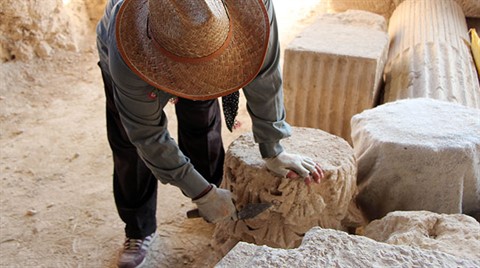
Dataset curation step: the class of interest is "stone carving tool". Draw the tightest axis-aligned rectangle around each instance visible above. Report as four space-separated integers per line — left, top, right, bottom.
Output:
186 202 272 220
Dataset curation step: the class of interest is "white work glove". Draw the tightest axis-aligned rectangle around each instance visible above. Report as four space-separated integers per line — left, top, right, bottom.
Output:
193 185 238 223
264 151 324 185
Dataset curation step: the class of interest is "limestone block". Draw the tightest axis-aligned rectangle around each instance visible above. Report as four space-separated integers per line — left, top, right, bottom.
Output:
326 0 480 19
213 127 362 255
326 0 402 19
363 211 480 260
283 10 389 144
351 98 480 221
384 0 480 109
215 227 480 267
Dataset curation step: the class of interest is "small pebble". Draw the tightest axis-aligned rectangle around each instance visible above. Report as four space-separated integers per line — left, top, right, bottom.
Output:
26 209 37 216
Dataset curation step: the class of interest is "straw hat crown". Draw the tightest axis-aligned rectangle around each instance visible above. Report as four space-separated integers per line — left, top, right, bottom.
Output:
149 0 230 58
116 0 269 100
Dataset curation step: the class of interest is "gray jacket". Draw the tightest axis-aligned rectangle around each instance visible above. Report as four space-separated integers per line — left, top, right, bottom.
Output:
96 0 291 198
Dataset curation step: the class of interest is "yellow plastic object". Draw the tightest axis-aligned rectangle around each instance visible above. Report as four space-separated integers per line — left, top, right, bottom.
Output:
471 28 480 74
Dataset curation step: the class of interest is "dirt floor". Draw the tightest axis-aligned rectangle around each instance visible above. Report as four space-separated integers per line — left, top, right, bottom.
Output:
0 1 330 267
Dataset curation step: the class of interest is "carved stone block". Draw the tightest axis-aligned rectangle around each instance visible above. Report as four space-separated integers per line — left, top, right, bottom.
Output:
213 127 362 255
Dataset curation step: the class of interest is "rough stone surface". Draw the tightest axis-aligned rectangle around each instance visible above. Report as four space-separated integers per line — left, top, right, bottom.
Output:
326 0 402 19
363 211 480 260
213 127 363 255
215 227 480 267
351 98 480 221
283 10 389 144
327 0 480 19
85 0 107 25
0 0 102 62
384 0 480 109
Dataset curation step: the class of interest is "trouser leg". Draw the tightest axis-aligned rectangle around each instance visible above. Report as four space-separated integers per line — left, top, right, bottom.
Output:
99 65 157 239
175 98 225 187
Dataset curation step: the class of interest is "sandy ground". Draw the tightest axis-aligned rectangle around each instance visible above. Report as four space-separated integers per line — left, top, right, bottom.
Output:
0 1 330 267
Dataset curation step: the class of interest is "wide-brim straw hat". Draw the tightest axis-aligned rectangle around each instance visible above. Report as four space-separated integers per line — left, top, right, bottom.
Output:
116 0 270 100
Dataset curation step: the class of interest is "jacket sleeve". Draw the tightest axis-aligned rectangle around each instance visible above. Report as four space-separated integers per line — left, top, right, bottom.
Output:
243 0 291 158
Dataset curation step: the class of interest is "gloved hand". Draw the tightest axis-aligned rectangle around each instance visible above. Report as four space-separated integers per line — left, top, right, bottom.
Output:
264 151 324 185
192 185 238 223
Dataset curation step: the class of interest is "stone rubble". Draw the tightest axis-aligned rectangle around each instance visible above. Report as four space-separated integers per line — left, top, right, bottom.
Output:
363 211 480 260
216 227 480 268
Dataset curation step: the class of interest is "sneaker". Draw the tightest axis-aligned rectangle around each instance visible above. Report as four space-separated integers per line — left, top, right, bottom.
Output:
117 231 157 268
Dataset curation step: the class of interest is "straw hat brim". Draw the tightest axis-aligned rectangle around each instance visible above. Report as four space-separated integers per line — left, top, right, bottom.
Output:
116 0 270 100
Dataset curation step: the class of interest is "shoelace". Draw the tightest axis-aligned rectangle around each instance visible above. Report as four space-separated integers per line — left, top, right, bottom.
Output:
123 234 154 252
123 239 143 252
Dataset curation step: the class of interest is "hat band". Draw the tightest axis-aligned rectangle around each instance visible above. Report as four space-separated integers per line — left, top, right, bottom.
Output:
146 17 233 64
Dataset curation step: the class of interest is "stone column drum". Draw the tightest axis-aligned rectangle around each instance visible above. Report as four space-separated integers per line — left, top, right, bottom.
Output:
384 0 480 108
351 98 480 221
212 127 362 254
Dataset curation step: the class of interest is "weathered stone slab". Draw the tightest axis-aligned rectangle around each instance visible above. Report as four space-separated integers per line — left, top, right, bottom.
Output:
351 98 480 221
283 10 389 144
215 227 480 267
363 211 480 260
384 0 480 108
213 127 363 255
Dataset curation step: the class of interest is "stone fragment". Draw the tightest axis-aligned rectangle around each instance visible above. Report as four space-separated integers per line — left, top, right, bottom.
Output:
35 41 53 58
351 98 480 221
283 10 389 144
384 0 480 108
213 127 362 255
215 227 480 268
363 211 480 260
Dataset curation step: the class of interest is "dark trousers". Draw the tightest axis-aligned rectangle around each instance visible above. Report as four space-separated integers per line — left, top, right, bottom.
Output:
99 66 224 239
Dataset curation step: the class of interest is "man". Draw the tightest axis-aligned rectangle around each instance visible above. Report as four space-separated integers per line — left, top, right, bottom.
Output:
97 0 324 267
